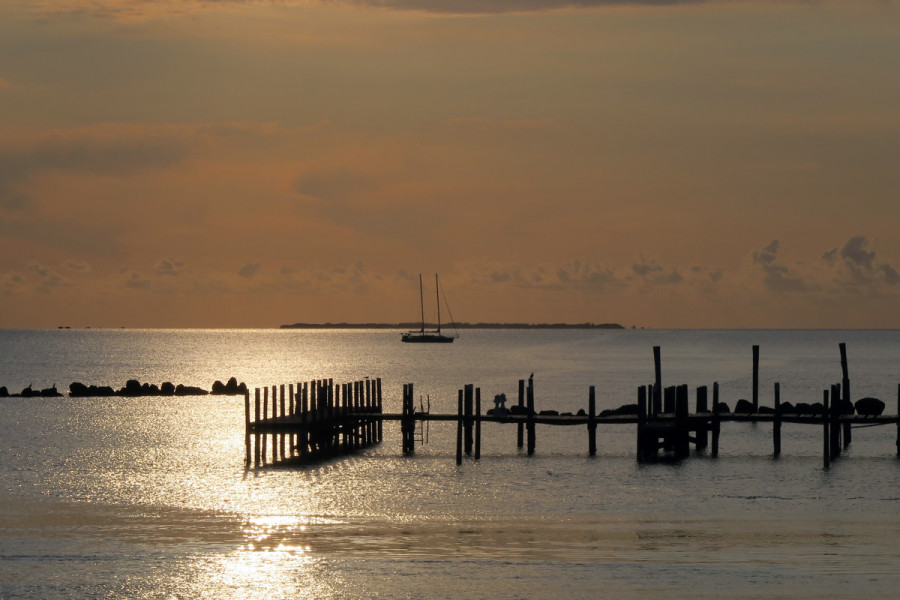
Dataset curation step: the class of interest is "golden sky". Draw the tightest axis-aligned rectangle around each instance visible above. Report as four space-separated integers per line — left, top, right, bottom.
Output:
1 0 899 328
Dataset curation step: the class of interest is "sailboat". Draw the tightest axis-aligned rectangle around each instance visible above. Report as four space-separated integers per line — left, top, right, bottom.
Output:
401 274 458 343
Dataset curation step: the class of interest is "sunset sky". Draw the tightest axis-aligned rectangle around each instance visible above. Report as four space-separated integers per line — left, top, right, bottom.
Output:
1 0 898 328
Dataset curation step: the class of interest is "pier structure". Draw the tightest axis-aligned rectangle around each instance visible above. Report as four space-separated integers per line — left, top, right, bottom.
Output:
245 345 900 469
244 377 383 467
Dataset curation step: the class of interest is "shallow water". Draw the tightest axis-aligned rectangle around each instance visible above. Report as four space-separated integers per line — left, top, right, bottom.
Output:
2 329 900 598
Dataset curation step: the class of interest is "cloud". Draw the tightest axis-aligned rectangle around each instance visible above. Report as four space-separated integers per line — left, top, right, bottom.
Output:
0 128 189 210
823 235 900 287
238 263 261 278
28 0 707 20
344 0 705 14
118 268 151 289
156 259 185 277
64 260 92 273
840 235 876 270
294 166 372 202
752 240 812 292
27 262 69 293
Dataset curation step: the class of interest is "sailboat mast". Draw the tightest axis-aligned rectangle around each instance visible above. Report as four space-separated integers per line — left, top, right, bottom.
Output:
419 274 426 333
435 273 442 334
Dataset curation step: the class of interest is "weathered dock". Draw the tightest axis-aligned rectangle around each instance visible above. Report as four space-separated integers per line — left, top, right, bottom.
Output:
245 344 900 469
244 378 383 467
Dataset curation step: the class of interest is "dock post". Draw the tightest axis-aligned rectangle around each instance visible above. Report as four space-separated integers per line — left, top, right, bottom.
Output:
279 384 286 461
402 383 415 456
896 383 900 458
464 384 474 456
456 389 463 465
262 386 269 465
823 388 831 469
840 343 852 448
517 379 525 448
254 388 261 467
365 379 372 446
474 388 482 460
637 386 648 461
527 375 536 456
695 385 708 451
653 346 662 417
288 384 296 457
244 390 251 465
664 386 675 414
773 382 781 458
830 384 841 461
712 382 720 458
376 377 383 443
588 386 597 457
675 384 690 458
752 345 759 412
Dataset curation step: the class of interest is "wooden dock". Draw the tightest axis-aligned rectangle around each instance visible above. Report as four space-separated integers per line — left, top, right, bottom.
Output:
244 344 900 469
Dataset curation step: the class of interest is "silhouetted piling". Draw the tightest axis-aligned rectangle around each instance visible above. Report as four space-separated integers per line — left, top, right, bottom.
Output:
244 390 251 465
773 382 781 457
456 389 463 465
464 384 474 456
840 343 852 447
588 386 597 456
712 382 720 458
474 388 482 460
517 379 525 448
526 376 536 455
752 345 759 411
653 346 662 416
695 385 708 450
637 385 648 460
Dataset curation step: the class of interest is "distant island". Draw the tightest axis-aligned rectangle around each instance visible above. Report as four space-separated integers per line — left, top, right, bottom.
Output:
280 322 625 330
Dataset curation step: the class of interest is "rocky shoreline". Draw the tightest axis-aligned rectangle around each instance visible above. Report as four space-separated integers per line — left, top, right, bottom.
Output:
0 376 248 398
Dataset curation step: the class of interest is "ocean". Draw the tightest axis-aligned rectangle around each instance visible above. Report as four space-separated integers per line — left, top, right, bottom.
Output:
2 328 900 599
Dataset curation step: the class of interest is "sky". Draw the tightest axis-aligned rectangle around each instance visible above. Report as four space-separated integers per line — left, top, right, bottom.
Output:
0 0 898 329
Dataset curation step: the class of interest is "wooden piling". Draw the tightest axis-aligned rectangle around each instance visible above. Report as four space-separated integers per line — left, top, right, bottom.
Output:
288 384 296 457
588 386 597 457
823 388 830 469
773 382 781 458
712 382 720 458
664 386 675 414
262 386 269 464
675 384 690 458
517 379 525 448
474 388 482 460
840 343 852 448
464 384 474 456
376 377 383 443
254 388 261 467
752 345 759 412
830 384 841 462
402 383 415 456
299 382 308 459
244 390 251 465
526 376 535 456
695 385 708 451
653 346 662 417
456 389 463 465
279 384 286 460
636 385 650 461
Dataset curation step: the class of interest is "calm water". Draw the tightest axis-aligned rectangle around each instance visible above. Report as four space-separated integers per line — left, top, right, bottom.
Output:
2 329 900 599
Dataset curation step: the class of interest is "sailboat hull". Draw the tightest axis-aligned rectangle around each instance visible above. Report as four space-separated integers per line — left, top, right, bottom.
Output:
401 332 455 343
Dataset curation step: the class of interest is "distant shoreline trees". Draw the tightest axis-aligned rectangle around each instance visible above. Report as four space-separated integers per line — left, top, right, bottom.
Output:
279 322 626 330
